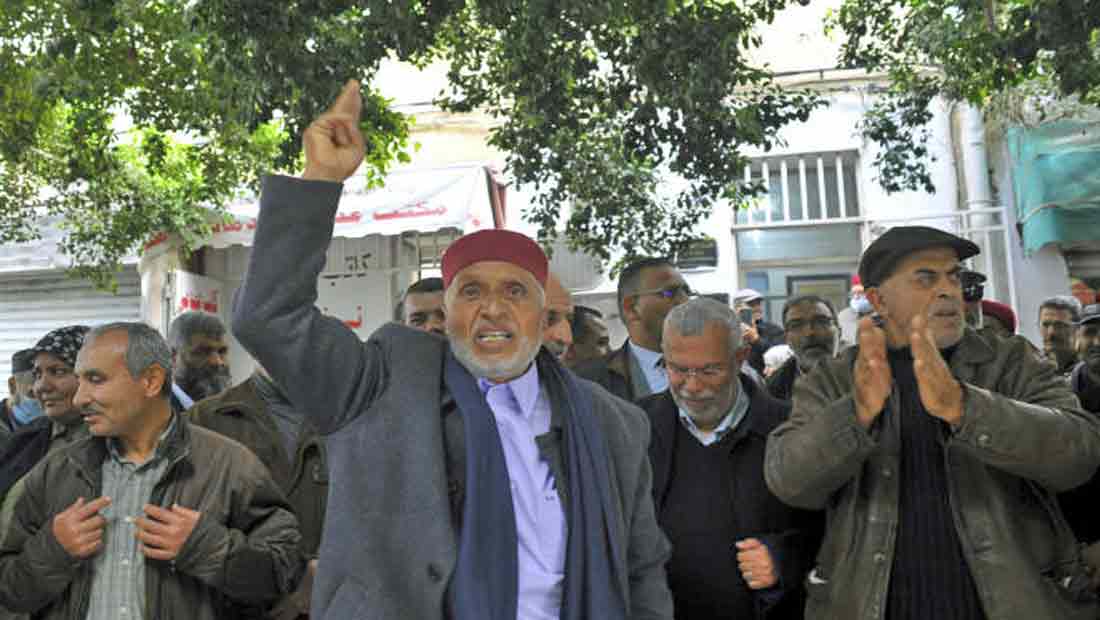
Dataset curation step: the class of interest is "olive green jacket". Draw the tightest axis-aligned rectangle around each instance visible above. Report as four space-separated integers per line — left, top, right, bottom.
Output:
765 330 1100 620
0 415 300 620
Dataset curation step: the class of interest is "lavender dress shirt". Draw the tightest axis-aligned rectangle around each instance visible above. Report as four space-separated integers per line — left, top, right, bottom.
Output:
479 363 567 620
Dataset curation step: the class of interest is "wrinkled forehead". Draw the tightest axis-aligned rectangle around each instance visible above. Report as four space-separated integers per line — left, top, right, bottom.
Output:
75 331 129 369
448 260 544 293
884 246 964 282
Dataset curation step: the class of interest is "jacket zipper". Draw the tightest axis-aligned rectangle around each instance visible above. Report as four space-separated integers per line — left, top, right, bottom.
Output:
143 449 189 620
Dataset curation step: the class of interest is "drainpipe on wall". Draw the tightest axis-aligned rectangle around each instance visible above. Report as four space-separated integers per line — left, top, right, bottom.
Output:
959 104 1019 315
961 105 994 211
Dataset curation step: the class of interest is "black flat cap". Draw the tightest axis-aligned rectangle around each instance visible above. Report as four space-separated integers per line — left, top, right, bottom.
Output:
859 226 980 287
11 349 35 373
1079 304 1100 325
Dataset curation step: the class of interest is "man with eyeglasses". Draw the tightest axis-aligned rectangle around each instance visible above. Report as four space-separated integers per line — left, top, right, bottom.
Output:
1037 295 1082 377
637 297 821 619
767 295 840 402
576 257 692 402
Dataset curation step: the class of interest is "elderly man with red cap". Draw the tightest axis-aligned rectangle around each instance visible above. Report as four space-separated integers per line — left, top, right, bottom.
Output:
766 226 1100 620
231 81 673 620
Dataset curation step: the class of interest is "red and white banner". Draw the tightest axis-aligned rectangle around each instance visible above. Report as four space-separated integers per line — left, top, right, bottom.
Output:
144 164 499 258
172 270 224 318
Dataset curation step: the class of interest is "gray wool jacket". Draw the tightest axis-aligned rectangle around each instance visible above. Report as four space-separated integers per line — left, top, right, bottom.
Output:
765 330 1100 620
231 174 674 620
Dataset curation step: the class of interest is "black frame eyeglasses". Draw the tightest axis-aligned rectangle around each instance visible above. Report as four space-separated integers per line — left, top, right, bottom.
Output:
633 284 694 300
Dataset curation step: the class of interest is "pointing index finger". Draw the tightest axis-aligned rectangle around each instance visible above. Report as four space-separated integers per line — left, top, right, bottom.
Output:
75 496 111 519
328 79 361 120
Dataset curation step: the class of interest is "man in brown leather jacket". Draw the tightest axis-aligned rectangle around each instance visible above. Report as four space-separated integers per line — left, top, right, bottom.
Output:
765 227 1100 620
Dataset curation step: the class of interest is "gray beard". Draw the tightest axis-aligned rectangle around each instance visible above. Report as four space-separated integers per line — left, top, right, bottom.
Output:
670 380 738 431
450 335 541 382
176 364 232 401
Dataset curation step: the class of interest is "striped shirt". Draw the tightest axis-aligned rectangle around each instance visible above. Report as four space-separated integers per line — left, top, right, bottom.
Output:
85 415 177 620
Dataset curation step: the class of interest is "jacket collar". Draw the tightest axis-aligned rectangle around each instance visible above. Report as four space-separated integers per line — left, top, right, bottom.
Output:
606 341 644 398
210 377 268 416
948 328 996 384
606 342 631 379
68 406 192 475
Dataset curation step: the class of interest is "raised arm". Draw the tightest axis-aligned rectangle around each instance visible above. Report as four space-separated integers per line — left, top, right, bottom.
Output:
232 80 385 434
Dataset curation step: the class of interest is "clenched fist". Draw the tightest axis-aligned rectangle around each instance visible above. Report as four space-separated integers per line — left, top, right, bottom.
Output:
735 538 778 590
302 80 366 184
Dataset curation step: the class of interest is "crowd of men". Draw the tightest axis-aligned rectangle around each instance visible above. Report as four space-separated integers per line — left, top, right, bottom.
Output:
0 79 1099 620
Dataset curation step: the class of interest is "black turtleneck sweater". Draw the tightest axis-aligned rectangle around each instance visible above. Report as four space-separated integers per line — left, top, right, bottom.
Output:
885 346 986 620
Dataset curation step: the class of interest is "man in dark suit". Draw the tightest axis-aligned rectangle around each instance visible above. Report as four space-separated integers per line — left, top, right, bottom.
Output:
638 298 821 619
231 79 673 620
574 257 691 401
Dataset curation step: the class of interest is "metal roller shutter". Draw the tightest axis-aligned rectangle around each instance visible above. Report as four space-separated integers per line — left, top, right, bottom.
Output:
0 268 141 397
1066 247 1100 279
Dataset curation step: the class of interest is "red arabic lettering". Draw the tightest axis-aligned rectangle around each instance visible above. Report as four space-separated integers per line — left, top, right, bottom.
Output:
335 212 363 224
372 206 447 221
343 305 364 329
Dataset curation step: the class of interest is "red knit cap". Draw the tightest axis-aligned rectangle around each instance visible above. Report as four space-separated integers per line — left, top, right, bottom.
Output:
981 300 1017 334
441 229 548 288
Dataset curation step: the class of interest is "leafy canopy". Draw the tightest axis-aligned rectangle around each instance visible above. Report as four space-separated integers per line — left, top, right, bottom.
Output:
829 0 1100 193
0 0 823 284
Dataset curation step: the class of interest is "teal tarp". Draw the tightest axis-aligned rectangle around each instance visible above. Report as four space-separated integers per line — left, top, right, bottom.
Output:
1006 121 1100 254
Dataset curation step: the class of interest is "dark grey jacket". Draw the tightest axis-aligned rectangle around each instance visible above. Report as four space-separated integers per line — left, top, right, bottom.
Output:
232 174 674 620
765 330 1100 620
0 414 301 620
574 342 649 402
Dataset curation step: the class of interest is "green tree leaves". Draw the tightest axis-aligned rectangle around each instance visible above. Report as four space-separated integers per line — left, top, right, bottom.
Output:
2 0 826 282
832 0 1100 192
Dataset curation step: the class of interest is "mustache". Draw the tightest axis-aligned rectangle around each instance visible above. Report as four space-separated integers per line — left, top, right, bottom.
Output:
673 386 718 401
929 300 963 315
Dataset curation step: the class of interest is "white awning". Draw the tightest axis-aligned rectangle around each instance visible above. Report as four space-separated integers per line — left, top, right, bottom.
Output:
143 163 502 258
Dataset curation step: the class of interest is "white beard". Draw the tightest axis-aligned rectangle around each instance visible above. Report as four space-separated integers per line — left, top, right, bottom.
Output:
450 334 541 382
